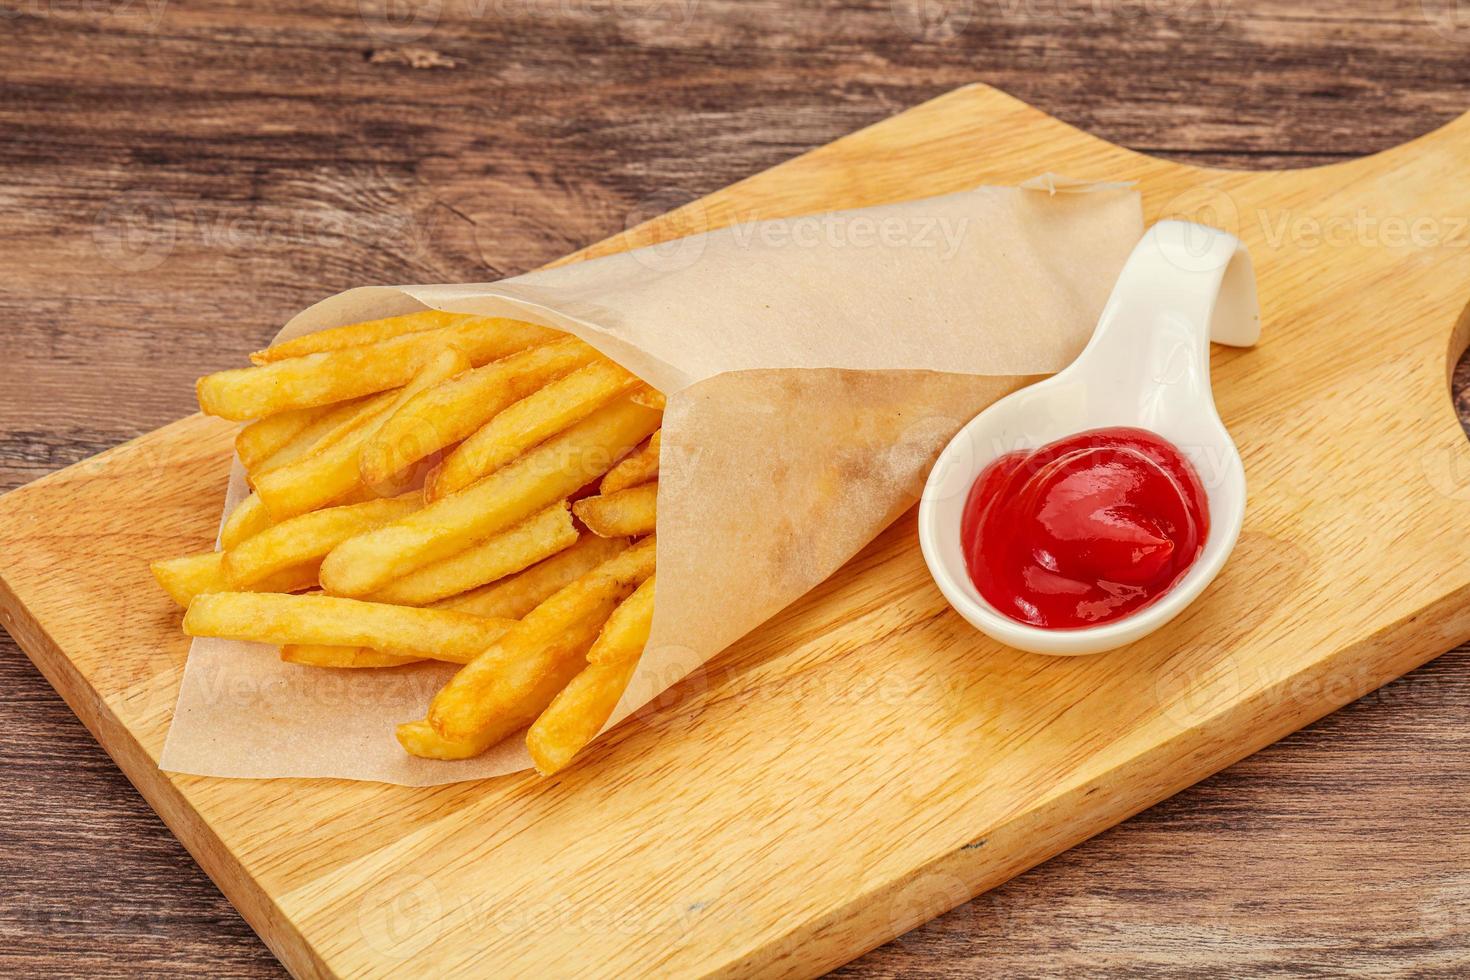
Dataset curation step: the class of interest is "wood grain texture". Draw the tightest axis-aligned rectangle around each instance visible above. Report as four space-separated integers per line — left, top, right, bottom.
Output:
2 1 1470 977
6 82 1470 977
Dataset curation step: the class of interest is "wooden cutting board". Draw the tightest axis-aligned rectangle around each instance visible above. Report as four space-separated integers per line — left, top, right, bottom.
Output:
4 83 1470 978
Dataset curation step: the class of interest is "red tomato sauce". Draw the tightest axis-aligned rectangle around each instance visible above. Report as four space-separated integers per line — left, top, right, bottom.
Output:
960 427 1209 629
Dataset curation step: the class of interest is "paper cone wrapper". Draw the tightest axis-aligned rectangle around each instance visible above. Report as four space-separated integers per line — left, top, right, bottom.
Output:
160 181 1144 784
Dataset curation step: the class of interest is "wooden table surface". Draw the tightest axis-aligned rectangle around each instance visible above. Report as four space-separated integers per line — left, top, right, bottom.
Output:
2 1 1468 975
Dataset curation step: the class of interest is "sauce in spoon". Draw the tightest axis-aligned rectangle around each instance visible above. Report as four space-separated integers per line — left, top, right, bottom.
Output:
961 426 1209 629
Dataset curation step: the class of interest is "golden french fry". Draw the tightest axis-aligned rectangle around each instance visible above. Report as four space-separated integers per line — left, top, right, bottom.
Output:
367 503 577 606
197 317 556 420
242 389 402 489
219 493 275 550
630 388 665 410
426 536 656 742
280 645 420 668
222 493 421 588
321 396 661 597
360 338 600 487
250 402 395 518
429 604 599 747
251 310 471 364
245 395 378 479
254 347 470 519
267 389 401 469
437 533 629 619
573 482 657 538
183 592 515 664
428 359 642 500
585 573 655 665
526 573 656 772
151 551 318 608
245 392 399 497
396 719 502 760
152 553 223 607
599 430 660 495
525 655 640 775
283 524 608 667
236 403 330 472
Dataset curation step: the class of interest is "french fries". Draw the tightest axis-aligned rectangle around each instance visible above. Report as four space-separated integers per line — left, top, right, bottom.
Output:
524 575 656 772
395 720 503 761
183 592 515 664
265 389 401 470
287 534 627 670
281 645 421 669
197 317 556 420
525 656 640 775
439 533 629 619
160 309 673 772
251 310 470 364
254 347 470 518
600 430 660 495
427 360 642 500
219 493 275 550
425 536 656 742
630 388 665 410
222 493 421 588
280 642 417 668
242 395 377 480
585 574 655 665
320 395 660 597
360 338 600 487
368 503 578 607
236 403 331 473
151 552 317 608
573 482 658 538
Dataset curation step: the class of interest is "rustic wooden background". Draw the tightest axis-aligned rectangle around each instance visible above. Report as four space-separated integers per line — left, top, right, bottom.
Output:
2 0 1468 975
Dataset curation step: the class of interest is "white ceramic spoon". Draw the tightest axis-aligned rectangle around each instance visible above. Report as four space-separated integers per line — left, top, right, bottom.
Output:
918 220 1261 655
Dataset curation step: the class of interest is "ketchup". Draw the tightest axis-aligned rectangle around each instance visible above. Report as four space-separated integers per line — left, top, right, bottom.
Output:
960 427 1209 629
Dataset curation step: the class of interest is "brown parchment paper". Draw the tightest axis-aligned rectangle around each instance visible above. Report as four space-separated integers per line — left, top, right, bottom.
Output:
160 181 1144 784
